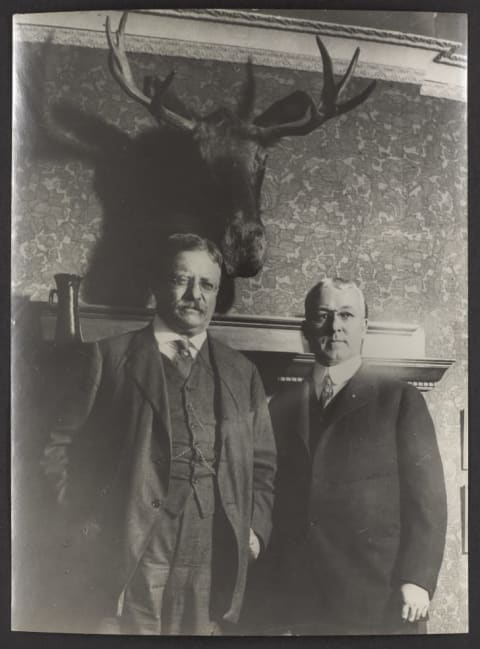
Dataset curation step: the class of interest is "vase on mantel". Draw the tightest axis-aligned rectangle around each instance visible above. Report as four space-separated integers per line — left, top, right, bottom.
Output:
48 273 83 344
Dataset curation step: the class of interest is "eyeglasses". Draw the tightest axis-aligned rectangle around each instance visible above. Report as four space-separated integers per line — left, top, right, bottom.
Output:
170 274 219 295
309 309 356 325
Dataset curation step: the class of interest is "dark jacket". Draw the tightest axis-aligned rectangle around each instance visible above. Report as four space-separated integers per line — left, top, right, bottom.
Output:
269 364 447 631
42 324 276 630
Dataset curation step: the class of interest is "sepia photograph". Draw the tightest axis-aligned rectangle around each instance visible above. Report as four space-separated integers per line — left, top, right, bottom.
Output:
11 7 468 638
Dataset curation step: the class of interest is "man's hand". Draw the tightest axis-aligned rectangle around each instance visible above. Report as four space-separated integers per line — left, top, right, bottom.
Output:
400 583 430 622
41 460 68 505
248 528 261 562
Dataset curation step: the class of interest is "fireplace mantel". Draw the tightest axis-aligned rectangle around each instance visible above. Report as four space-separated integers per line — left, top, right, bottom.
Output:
31 302 454 393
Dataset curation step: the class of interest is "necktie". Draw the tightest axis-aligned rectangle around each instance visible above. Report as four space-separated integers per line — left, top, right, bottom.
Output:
319 372 334 408
172 338 194 379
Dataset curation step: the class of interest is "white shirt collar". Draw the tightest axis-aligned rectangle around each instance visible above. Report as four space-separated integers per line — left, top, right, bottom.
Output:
153 314 207 358
313 355 362 399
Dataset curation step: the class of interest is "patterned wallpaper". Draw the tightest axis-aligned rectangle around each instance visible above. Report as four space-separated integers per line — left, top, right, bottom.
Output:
12 41 467 633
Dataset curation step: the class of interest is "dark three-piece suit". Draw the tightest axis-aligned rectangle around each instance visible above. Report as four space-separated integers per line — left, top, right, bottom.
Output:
269 364 447 634
42 324 276 633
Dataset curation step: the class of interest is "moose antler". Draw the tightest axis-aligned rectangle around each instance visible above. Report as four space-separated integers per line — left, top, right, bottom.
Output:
106 13 150 107
313 36 377 123
250 36 376 143
236 59 256 121
106 13 375 142
106 12 196 132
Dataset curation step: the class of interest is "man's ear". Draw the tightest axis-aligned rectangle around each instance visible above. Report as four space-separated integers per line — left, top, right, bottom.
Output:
301 320 310 340
152 288 163 310
359 319 368 355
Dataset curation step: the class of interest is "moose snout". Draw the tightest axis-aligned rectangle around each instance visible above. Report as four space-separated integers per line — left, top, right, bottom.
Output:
221 219 267 277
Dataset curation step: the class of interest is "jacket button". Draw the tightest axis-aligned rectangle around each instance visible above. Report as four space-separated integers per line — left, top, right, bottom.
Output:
309 520 317 527
151 499 161 509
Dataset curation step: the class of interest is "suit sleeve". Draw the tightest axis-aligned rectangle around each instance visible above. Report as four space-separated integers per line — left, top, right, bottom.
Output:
395 384 447 596
250 365 277 549
41 342 103 505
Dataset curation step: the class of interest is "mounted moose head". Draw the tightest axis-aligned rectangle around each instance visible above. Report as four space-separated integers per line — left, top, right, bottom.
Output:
106 12 376 278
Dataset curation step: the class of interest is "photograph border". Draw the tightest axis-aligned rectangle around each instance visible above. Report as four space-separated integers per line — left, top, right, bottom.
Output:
3 1 479 648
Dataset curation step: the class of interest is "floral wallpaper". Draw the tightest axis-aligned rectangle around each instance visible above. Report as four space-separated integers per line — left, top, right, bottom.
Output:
12 41 467 633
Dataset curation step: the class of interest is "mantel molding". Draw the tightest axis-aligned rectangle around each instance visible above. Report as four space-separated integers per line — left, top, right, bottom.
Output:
140 9 464 59
274 354 453 393
14 9 466 103
14 8 464 55
28 302 454 392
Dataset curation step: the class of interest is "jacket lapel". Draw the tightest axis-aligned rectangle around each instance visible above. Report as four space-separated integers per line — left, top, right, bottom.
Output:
297 375 313 454
124 323 171 437
323 364 376 430
207 336 241 446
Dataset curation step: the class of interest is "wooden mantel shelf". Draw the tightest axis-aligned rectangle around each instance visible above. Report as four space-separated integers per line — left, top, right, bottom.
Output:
30 302 455 393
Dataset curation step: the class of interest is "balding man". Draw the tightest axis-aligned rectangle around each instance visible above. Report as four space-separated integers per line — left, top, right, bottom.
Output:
269 278 447 635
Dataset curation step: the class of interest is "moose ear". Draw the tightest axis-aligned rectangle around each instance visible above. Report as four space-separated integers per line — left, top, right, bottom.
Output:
253 90 315 141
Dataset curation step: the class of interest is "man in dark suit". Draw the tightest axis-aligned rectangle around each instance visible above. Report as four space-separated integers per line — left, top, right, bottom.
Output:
269 277 447 635
42 233 276 635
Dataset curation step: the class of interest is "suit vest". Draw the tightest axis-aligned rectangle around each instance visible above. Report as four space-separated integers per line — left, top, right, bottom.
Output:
162 342 217 518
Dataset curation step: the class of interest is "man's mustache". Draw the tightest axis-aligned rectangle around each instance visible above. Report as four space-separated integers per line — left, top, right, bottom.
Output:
177 301 206 314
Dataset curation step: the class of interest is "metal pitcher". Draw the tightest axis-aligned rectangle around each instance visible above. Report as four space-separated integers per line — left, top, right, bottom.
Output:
49 273 83 344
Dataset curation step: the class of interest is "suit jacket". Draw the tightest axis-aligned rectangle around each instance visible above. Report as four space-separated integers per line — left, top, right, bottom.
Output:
42 324 276 630
269 363 447 631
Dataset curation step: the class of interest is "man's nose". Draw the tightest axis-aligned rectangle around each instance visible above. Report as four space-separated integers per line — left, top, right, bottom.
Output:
184 279 202 300
325 312 343 331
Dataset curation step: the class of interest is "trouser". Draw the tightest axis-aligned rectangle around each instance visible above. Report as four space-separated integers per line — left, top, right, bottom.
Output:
120 491 219 635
